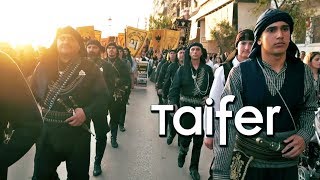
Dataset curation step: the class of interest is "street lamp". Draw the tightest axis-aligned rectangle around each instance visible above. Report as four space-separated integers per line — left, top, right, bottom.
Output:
108 17 112 27
107 16 112 36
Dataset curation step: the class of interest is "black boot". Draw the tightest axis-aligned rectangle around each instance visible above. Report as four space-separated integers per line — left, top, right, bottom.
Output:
93 137 106 176
178 146 188 168
93 159 102 176
31 172 60 180
178 152 187 168
111 128 119 148
111 138 118 148
167 135 174 145
119 125 126 132
190 169 200 180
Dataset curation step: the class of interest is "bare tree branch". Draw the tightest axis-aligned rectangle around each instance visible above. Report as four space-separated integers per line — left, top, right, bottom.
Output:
273 0 279 8
279 0 288 8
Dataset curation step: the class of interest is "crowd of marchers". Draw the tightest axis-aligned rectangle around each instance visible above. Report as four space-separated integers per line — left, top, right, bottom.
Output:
1 8 320 180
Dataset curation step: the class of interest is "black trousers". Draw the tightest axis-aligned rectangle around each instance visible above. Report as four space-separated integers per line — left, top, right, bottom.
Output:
245 166 298 180
179 134 204 171
0 168 7 180
93 115 109 163
109 101 126 139
166 113 177 138
157 94 163 105
119 105 127 127
33 125 91 180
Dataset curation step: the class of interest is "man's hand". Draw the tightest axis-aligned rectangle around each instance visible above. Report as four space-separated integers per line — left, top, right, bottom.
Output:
65 108 86 126
169 104 179 117
281 134 305 158
201 96 209 106
204 137 214 150
173 104 178 112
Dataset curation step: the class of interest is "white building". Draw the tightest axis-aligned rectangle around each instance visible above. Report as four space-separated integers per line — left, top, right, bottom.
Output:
188 0 263 54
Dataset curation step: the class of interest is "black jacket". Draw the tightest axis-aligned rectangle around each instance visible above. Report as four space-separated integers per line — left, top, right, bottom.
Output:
162 62 181 99
103 58 131 104
0 52 42 171
31 57 108 121
156 61 172 90
168 63 214 106
155 59 166 88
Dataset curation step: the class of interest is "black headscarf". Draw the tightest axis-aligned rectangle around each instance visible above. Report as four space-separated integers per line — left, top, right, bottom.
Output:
105 42 119 58
235 29 254 47
86 39 103 50
52 26 86 57
40 26 86 67
249 8 299 59
226 29 254 62
168 49 178 62
34 26 86 98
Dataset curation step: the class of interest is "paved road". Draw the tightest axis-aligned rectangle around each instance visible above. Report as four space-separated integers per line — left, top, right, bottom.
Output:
8 81 213 180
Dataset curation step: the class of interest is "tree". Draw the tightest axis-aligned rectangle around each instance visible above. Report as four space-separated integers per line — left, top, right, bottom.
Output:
149 14 173 30
210 20 237 54
255 0 316 43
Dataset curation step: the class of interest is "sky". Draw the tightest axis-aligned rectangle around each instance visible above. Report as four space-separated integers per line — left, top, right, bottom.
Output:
0 0 153 47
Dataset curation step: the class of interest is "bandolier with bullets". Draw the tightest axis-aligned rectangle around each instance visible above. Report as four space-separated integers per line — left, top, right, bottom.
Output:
31 26 107 180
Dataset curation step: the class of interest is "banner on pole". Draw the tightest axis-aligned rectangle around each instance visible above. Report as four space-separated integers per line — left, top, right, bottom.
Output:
125 26 148 57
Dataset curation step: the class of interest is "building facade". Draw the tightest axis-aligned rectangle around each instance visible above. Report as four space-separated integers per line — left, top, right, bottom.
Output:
152 0 320 54
188 0 263 54
152 0 191 19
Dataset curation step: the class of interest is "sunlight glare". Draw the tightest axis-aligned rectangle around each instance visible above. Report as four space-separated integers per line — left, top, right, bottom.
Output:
0 0 152 48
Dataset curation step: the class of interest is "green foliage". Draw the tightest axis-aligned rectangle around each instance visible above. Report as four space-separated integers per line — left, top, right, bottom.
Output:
210 20 237 54
255 0 316 43
149 14 173 30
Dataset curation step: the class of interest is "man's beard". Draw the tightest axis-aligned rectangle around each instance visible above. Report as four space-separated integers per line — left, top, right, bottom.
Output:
87 52 99 59
108 55 116 59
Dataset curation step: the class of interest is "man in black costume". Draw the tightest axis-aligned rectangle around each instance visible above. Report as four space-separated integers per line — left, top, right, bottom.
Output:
157 49 177 105
103 42 131 148
0 51 42 180
168 43 214 180
162 47 185 145
31 26 108 180
86 39 111 176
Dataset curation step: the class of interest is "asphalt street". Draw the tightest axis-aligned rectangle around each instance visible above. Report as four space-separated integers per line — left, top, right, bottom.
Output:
7 81 213 180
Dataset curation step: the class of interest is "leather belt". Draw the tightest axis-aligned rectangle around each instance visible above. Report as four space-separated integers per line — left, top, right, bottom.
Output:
180 95 202 106
235 135 288 161
42 108 72 123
